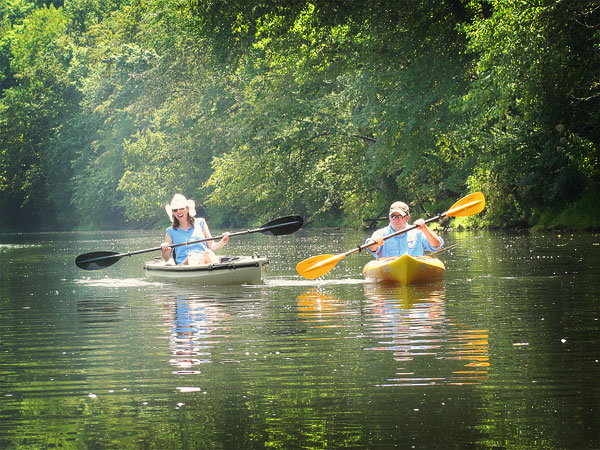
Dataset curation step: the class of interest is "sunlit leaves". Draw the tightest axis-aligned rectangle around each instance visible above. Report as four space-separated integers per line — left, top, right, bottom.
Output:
458 0 600 223
10 4 69 82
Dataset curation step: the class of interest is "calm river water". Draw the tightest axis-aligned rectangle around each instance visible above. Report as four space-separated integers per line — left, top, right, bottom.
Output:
1 228 599 449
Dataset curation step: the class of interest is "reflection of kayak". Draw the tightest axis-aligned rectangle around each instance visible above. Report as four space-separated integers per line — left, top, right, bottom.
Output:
363 282 446 304
144 255 269 285
363 254 445 285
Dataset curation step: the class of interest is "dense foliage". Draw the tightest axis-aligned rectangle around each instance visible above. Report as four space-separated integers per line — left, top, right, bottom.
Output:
1 0 599 231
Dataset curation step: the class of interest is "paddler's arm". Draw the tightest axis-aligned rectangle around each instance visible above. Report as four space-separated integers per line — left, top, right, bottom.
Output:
414 219 443 248
161 232 173 261
203 222 230 252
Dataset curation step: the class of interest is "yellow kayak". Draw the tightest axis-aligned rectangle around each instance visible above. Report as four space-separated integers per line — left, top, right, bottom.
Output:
363 254 446 285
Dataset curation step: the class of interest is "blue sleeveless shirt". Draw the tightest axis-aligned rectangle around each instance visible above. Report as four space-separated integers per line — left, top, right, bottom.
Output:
167 218 208 264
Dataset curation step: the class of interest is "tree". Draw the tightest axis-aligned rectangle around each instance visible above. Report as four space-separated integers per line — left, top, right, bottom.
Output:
454 0 600 226
0 4 79 230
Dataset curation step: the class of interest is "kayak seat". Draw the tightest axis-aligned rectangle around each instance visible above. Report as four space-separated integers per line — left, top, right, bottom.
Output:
219 256 241 263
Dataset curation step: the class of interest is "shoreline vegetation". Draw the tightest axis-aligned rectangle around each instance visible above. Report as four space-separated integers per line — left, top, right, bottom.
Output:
1 1 599 233
2 209 599 235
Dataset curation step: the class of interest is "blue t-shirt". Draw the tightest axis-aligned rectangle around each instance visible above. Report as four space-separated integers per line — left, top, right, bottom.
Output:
367 224 443 258
167 218 208 264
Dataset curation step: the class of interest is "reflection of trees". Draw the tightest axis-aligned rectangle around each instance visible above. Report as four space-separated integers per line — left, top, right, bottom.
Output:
77 298 122 324
363 283 489 385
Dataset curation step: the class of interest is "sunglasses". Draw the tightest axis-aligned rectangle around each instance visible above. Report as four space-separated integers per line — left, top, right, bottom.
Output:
172 207 186 213
389 214 406 220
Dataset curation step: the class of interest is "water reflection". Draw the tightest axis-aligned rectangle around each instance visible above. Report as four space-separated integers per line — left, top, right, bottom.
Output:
363 283 446 363
363 283 490 385
77 298 123 325
364 282 446 313
446 328 490 385
2 230 597 450
297 289 346 317
163 296 231 374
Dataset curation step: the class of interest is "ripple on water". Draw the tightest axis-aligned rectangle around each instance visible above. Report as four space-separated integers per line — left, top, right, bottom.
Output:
73 277 164 288
265 276 367 287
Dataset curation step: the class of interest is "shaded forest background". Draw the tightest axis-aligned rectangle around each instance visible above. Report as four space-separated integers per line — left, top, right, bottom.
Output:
1 0 599 232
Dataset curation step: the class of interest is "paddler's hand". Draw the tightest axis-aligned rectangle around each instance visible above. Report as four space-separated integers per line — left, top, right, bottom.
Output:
366 237 383 251
221 232 230 244
414 218 427 230
160 241 172 262
414 218 442 247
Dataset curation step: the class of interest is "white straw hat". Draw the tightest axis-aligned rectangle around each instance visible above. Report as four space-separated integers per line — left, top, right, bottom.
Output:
165 194 196 222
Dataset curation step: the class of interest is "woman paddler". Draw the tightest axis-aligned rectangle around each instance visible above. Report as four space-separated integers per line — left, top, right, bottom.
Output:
160 194 229 265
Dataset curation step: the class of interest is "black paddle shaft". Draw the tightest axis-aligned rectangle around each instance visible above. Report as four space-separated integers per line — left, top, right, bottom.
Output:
75 215 303 270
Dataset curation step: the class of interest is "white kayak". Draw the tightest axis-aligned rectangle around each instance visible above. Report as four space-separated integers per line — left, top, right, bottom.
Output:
144 255 269 285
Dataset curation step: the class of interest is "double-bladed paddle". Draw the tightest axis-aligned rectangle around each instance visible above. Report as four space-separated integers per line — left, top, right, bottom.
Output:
76 215 304 270
296 192 485 280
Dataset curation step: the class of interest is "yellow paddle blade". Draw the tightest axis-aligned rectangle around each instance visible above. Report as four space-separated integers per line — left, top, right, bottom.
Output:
444 192 485 217
296 253 346 280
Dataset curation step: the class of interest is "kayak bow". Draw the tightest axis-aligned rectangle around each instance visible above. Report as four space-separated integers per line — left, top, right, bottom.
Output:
363 254 446 285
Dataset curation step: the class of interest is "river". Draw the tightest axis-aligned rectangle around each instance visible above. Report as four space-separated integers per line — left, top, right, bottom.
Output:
1 228 598 449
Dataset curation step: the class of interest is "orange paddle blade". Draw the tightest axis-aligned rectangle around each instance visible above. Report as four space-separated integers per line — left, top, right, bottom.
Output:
444 192 485 217
296 253 346 280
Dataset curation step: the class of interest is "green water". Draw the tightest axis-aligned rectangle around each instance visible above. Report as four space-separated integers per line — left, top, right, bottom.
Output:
1 229 598 449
